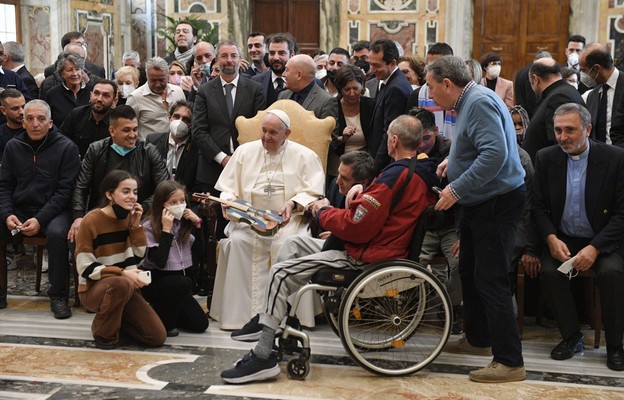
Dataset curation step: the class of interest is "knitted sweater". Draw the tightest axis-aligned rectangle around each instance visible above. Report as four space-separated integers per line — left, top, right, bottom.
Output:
75 208 146 292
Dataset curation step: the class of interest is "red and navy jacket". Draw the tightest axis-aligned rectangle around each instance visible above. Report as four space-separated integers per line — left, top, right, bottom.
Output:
317 157 438 263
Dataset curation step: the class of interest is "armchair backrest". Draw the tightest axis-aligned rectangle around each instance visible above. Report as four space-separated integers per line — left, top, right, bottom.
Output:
235 99 335 172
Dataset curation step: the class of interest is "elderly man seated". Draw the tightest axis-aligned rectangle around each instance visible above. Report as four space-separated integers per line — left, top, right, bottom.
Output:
0 100 80 316
209 109 325 330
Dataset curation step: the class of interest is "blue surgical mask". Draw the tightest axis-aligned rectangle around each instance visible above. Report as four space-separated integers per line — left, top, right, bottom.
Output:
111 143 135 156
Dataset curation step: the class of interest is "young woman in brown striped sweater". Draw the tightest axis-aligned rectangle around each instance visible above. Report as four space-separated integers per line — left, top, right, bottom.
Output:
75 170 166 350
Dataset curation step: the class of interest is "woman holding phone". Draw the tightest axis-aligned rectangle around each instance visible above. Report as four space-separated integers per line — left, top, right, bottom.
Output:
75 170 166 350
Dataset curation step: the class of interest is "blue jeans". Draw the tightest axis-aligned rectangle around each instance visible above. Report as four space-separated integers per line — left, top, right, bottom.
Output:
459 185 526 367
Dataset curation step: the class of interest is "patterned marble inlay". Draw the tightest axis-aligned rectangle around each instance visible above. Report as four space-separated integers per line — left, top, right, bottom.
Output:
26 6 51 75
0 343 197 389
208 363 624 400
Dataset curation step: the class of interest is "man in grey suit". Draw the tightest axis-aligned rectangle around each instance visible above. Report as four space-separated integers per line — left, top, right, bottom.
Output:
580 42 624 146
278 54 338 127
192 40 264 194
278 54 339 177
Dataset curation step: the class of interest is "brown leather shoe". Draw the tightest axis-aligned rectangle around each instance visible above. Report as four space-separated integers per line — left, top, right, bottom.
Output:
443 336 492 356
469 362 527 383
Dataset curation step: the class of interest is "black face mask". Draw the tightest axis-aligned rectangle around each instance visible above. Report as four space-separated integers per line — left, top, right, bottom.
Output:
111 203 130 220
326 69 337 83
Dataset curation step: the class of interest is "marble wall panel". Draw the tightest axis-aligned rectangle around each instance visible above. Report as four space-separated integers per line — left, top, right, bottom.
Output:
25 6 51 75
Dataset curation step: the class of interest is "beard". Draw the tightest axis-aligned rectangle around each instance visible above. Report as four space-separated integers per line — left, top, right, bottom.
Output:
270 61 286 74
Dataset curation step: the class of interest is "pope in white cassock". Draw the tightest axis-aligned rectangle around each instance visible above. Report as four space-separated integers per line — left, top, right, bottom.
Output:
209 109 325 329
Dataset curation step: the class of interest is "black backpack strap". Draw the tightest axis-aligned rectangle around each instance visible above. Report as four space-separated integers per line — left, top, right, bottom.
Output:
390 157 418 211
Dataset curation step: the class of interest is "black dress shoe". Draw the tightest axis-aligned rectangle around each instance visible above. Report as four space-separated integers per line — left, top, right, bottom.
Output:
50 297 72 319
94 337 118 350
167 328 180 337
551 332 584 360
607 345 624 371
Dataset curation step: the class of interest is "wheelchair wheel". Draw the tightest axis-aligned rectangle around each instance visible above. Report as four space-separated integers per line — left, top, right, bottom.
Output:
321 290 342 338
338 260 451 376
287 358 310 380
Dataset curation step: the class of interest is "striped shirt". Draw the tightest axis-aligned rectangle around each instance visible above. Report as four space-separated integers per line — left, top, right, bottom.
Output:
75 208 146 292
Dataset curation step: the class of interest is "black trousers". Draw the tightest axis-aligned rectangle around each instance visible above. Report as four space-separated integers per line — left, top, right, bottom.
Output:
459 185 526 367
141 269 208 332
541 234 624 347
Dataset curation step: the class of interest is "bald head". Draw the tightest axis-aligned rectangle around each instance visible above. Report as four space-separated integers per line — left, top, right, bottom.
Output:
529 57 561 97
64 43 86 59
580 42 614 84
282 54 316 91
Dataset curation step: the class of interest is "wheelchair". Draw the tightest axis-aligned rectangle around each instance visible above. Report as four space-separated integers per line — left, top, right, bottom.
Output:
273 206 452 379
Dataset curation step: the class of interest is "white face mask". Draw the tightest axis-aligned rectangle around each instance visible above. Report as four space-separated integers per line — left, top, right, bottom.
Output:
567 52 579 67
580 67 597 88
487 65 501 78
121 84 135 98
169 119 189 139
315 69 327 80
167 203 186 220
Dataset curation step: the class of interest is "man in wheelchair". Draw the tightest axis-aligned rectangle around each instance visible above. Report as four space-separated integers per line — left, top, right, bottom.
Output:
221 114 439 384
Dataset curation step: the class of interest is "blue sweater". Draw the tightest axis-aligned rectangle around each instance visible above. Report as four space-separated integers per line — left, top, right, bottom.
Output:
447 84 525 205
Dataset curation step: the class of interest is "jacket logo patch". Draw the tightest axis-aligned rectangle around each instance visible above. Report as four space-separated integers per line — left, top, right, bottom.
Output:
353 205 368 222
362 194 381 209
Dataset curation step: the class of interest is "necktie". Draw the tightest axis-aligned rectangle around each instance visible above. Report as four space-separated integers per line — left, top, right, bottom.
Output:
378 82 386 97
595 83 608 142
275 77 284 91
224 83 234 117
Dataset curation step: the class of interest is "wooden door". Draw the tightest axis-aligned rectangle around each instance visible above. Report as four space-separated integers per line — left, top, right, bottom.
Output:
252 0 320 54
473 0 570 80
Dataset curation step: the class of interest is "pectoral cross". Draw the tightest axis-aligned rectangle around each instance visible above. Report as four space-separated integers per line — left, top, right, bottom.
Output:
264 184 276 199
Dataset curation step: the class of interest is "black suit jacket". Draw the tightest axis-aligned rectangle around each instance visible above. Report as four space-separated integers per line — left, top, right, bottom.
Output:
252 70 279 109
522 79 585 163
371 68 414 171
586 70 624 146
334 96 376 156
191 76 264 192
146 132 199 193
533 140 624 258
16 66 38 100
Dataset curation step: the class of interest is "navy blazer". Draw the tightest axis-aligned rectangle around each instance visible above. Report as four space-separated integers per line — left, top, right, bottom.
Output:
251 70 276 110
191 76 264 192
533 140 624 257
586 70 624 147
371 68 413 171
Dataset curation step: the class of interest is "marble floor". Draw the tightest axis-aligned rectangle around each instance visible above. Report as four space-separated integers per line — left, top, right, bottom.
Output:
1 256 623 399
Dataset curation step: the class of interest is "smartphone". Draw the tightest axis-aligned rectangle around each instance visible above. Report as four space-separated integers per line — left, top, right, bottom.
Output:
138 270 151 284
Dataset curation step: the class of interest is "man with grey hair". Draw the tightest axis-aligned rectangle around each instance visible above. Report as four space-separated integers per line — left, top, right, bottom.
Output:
533 102 624 371
0 41 31 121
192 39 263 194
1 41 37 99
122 51 141 68
220 114 438 384
126 56 186 139
0 100 80 317
427 55 527 383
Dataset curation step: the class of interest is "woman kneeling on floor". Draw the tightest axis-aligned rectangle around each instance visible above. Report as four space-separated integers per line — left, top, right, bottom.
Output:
75 170 166 349
141 180 209 337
